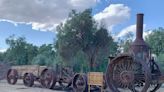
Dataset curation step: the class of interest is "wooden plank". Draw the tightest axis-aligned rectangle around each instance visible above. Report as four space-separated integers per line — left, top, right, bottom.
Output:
88 72 103 86
11 65 46 77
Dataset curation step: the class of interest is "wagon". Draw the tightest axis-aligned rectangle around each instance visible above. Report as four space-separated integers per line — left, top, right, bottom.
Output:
39 64 75 89
6 65 47 87
35 64 89 91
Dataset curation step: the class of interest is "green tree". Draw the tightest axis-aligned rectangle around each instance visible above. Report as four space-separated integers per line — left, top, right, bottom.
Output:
4 35 38 65
26 44 38 64
145 27 164 56
118 32 134 53
0 52 4 61
157 53 164 72
55 9 118 71
4 35 28 65
145 28 164 71
32 44 56 66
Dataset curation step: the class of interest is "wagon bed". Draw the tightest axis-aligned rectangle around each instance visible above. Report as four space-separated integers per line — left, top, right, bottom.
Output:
11 65 47 78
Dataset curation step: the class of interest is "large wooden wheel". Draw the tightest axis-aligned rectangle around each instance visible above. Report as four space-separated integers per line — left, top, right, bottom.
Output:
72 74 88 92
40 69 57 89
106 55 151 92
23 73 34 87
6 69 18 85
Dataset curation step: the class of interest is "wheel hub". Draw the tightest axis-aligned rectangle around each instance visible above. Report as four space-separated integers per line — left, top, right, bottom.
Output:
120 71 134 84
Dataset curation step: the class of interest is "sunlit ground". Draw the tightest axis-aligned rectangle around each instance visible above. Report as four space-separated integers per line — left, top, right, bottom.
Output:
1 80 164 92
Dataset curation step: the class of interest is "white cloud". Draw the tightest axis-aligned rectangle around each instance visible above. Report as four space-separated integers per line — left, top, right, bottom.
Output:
143 30 152 38
94 4 130 32
116 24 136 38
0 0 99 31
115 24 151 40
0 48 7 53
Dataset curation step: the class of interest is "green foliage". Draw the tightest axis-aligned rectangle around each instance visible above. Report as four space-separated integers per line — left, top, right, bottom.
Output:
157 53 164 71
4 35 29 65
32 54 48 66
145 27 164 56
118 32 134 53
145 27 164 71
71 50 88 73
56 9 118 71
26 44 38 64
3 35 56 66
32 44 56 66
0 52 4 61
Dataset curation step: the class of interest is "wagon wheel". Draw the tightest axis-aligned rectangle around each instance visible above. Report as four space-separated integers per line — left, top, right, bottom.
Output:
106 55 151 92
149 61 162 92
40 69 57 89
58 67 74 89
150 83 162 92
6 69 18 85
23 73 34 87
58 77 72 89
72 74 88 92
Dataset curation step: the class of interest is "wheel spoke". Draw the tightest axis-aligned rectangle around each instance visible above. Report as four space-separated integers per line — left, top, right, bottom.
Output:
106 55 150 92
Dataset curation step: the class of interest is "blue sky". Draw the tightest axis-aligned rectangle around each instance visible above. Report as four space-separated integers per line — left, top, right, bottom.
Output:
0 0 164 51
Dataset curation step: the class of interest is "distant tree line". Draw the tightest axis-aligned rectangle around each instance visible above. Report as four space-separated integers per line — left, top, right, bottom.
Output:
0 35 56 66
0 9 163 72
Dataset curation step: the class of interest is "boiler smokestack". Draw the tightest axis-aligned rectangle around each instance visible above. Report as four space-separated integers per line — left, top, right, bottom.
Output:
129 13 150 63
136 13 144 39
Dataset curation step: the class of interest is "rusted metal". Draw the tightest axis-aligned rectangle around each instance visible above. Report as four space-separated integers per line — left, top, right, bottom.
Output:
129 13 150 62
105 13 164 92
105 55 151 92
149 59 162 92
40 69 57 89
72 73 88 92
23 73 34 87
58 66 74 89
40 65 74 89
6 69 18 85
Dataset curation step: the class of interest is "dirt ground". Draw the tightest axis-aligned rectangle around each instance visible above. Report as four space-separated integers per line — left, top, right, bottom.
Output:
0 80 66 92
1 80 164 92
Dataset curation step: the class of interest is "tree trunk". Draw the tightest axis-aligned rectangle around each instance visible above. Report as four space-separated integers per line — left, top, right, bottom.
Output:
89 46 99 71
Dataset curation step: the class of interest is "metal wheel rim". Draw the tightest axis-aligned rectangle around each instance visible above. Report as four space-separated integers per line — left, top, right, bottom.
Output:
6 69 18 85
105 55 151 92
40 69 56 89
23 73 34 87
72 74 87 92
